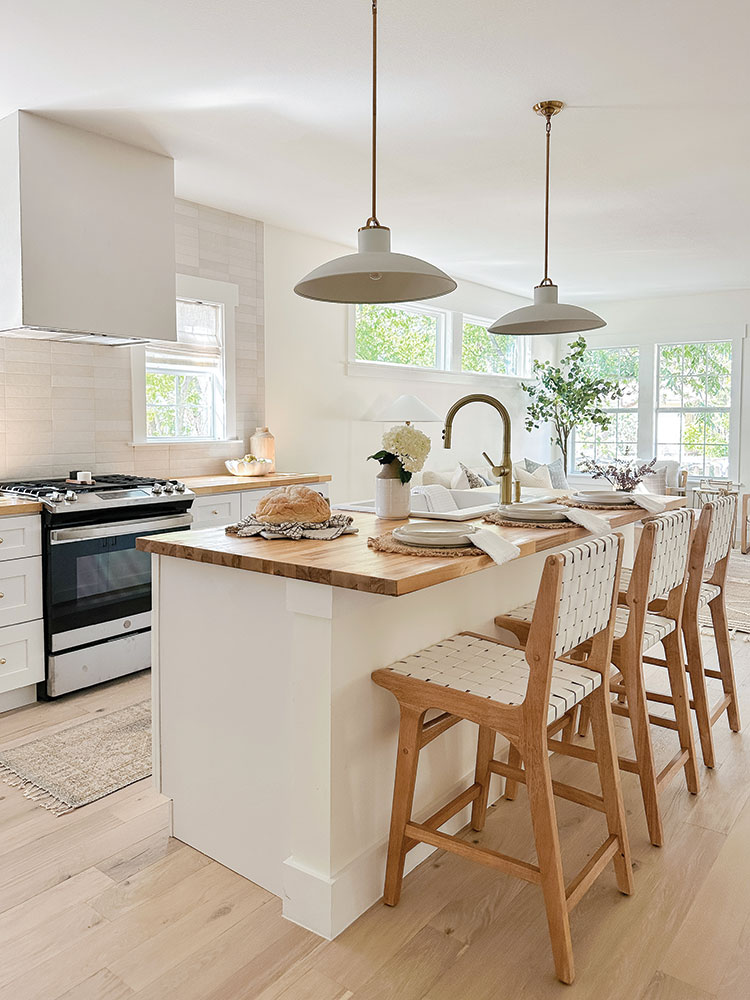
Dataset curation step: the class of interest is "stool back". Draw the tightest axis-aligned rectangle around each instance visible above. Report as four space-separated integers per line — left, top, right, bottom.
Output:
704 494 736 574
643 509 694 603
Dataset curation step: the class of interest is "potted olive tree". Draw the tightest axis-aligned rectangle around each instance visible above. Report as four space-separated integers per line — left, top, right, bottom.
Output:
521 336 623 472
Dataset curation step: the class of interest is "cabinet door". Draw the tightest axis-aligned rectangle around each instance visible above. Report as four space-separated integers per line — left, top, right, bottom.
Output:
0 619 44 695
0 557 43 628
0 515 42 562
190 492 242 529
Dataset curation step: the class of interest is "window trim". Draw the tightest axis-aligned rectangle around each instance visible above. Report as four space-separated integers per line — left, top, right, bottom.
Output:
131 274 239 445
571 344 640 471
346 303 530 383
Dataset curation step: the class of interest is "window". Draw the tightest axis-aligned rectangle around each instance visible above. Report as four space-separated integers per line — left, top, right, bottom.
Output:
574 346 639 469
131 275 239 445
354 303 446 369
461 316 522 376
656 341 732 477
350 304 525 378
146 300 226 441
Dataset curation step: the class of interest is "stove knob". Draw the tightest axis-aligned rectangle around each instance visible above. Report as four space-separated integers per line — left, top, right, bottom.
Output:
174 481 186 493
163 482 174 494
152 483 164 495
47 490 63 503
64 490 78 502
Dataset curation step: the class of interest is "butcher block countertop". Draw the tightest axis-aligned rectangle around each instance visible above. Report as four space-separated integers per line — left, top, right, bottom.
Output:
180 473 332 496
137 497 684 597
0 497 43 515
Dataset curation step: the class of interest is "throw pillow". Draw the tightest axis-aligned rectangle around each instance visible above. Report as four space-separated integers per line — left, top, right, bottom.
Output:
460 463 485 489
515 464 553 489
636 466 668 495
422 469 453 489
525 457 570 490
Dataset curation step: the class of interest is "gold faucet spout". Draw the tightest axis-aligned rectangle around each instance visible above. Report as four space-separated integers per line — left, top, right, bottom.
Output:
442 394 513 505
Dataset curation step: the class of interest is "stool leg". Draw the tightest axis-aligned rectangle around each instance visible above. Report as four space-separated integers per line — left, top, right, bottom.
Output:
503 741 522 801
619 647 664 847
524 741 575 984
662 629 700 795
710 595 741 733
560 707 578 743
383 704 425 907
683 616 716 768
588 685 633 895
471 725 495 832
577 700 591 738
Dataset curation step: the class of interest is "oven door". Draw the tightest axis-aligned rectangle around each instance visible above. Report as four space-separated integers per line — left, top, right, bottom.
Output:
46 512 192 652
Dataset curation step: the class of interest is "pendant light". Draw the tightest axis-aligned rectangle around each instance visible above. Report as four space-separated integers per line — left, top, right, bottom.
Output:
489 101 605 336
294 1 456 304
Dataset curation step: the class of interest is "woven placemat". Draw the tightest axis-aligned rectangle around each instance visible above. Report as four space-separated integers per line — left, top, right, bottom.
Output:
482 512 571 530
367 533 485 558
557 498 634 511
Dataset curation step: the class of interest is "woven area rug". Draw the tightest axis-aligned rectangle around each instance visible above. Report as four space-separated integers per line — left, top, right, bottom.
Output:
699 551 750 635
0 700 151 815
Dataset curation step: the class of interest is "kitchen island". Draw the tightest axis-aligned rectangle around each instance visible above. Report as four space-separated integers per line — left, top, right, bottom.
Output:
139 499 682 939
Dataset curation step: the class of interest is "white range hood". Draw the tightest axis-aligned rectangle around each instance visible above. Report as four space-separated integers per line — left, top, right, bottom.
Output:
0 111 177 343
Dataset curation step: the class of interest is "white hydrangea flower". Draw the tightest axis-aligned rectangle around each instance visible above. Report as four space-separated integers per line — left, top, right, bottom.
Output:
381 424 431 473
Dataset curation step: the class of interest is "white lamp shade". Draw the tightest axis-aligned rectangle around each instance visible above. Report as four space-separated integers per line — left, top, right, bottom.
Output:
294 227 457 304
488 284 606 336
374 393 442 423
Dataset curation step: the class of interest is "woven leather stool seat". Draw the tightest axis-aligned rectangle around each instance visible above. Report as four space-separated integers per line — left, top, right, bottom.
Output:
385 633 601 725
496 600 676 651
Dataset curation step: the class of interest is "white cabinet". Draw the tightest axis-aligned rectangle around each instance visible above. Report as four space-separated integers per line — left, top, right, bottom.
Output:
0 513 44 711
0 620 44 695
0 514 42 562
190 492 242 529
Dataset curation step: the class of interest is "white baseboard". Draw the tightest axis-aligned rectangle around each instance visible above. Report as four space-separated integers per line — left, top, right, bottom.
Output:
0 685 37 713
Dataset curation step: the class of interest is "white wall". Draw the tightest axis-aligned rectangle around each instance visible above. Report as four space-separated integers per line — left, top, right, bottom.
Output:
264 225 556 502
578 290 750 487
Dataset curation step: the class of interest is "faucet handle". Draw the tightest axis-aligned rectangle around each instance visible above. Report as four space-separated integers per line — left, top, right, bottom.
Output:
482 451 504 478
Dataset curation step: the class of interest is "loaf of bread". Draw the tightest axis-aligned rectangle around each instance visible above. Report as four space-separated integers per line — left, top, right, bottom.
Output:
255 485 331 525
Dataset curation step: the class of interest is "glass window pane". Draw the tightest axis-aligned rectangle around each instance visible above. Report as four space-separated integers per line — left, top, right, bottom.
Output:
462 321 518 375
706 343 732 406
656 411 681 445
575 347 640 467
355 304 438 367
145 372 176 405
658 345 683 406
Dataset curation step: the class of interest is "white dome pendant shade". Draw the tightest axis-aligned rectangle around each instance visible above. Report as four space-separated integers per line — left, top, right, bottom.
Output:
294 225 456 304
489 101 605 337
294 1 456 305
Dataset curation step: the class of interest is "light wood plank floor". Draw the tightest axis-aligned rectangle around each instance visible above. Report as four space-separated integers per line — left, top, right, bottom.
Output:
1 634 750 999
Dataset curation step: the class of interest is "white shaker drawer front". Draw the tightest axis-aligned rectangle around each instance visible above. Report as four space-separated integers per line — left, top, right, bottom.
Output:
0 515 42 561
0 619 44 695
0 557 43 628
239 482 330 518
191 492 242 528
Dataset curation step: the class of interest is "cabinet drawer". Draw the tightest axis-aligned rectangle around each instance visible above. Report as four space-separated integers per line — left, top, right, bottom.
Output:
191 492 241 528
0 557 43 628
239 482 330 519
0 515 42 562
0 619 44 695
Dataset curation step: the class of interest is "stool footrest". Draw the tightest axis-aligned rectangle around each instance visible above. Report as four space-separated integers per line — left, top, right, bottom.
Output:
565 835 620 913
419 712 462 749
643 655 668 667
489 759 606 813
403 783 482 854
710 695 732 726
656 749 689 790
610 701 679 731
403 821 542 884
705 669 723 680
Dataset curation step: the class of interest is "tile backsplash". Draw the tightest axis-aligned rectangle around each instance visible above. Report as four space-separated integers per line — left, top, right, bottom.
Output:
0 199 264 481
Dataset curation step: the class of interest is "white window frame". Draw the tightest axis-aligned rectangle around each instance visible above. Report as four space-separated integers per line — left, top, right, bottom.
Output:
570 344 640 471
131 274 240 445
346 304 530 384
567 326 745 484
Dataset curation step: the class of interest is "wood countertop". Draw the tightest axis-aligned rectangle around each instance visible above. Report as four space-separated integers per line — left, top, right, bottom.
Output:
137 497 684 597
180 473 332 496
0 497 42 515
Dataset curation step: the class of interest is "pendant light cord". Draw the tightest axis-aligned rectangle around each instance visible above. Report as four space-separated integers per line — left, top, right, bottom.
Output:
365 0 380 228
541 113 553 286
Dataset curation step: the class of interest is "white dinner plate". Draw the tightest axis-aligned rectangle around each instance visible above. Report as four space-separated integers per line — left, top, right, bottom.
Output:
571 491 635 505
393 522 477 548
497 504 570 522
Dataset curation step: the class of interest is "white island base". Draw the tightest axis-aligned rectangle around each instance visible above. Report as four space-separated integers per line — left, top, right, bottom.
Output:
149 521 636 940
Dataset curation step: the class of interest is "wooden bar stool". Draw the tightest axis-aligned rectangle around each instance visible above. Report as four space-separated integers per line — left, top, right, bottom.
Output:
372 534 632 985
497 509 698 848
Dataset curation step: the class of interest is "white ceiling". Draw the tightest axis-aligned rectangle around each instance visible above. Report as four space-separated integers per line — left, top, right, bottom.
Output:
2 0 748 301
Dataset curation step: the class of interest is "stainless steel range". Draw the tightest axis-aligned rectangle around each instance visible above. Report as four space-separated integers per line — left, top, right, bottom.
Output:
0 474 194 698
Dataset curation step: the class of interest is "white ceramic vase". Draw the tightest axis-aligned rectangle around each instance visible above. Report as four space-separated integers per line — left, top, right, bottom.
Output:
375 461 411 519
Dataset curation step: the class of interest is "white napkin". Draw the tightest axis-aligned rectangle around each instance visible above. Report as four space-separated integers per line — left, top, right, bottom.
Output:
630 493 667 514
410 484 459 513
470 528 521 565
564 508 611 535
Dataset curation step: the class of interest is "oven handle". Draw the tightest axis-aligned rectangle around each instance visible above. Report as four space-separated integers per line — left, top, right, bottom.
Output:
49 513 194 544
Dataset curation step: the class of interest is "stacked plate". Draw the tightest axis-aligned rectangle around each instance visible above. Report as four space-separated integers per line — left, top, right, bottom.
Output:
570 491 635 506
392 522 477 549
497 503 570 524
